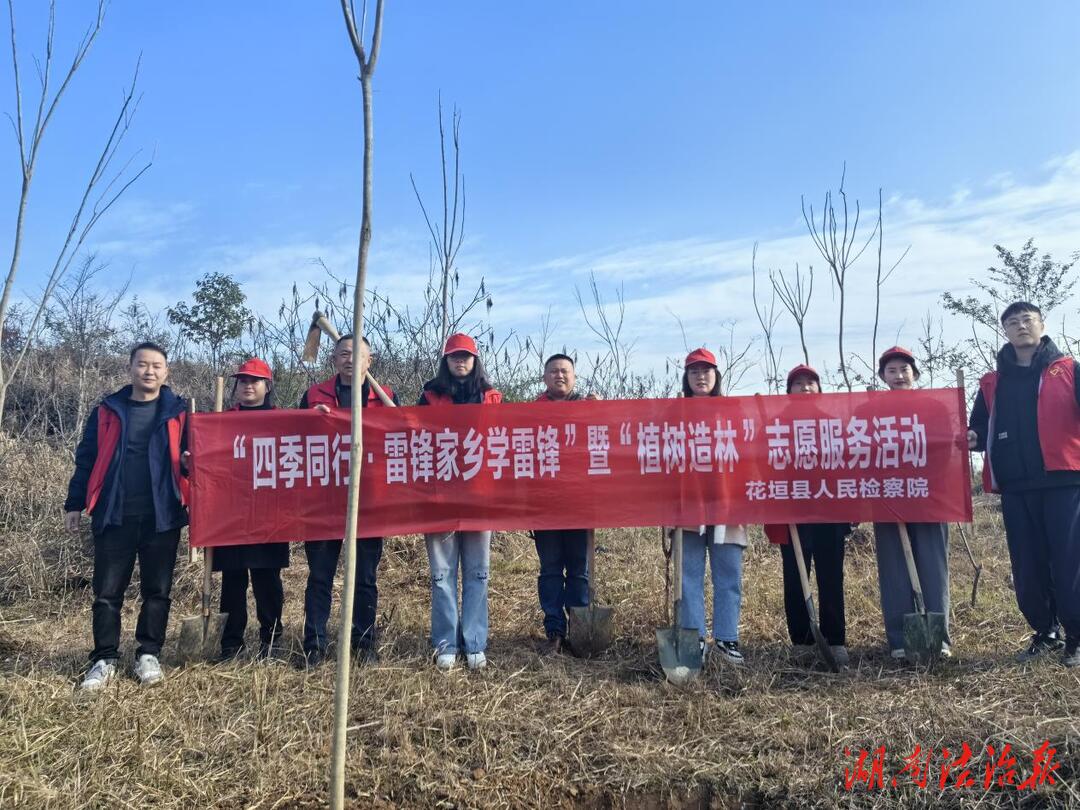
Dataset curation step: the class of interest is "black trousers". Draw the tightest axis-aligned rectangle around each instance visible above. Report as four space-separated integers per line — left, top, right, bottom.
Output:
780 524 846 646
90 516 180 661
1001 487 1080 640
303 538 383 653
219 568 285 653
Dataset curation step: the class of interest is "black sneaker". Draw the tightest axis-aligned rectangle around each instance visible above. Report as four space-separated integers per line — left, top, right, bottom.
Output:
1064 639 1080 668
1016 632 1065 663
715 640 745 666
300 647 328 669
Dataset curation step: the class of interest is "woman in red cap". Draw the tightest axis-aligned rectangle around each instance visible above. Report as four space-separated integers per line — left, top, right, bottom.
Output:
873 346 951 660
418 333 503 671
677 347 748 665
764 364 852 666
215 358 289 660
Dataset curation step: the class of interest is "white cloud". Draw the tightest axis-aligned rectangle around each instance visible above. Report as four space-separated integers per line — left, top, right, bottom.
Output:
104 149 1080 394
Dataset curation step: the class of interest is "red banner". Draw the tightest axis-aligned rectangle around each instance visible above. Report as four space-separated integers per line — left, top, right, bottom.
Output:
188 389 972 547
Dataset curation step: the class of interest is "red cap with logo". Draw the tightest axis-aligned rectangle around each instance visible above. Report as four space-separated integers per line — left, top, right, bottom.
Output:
786 363 821 392
231 357 273 381
443 333 479 357
684 348 718 369
877 345 918 376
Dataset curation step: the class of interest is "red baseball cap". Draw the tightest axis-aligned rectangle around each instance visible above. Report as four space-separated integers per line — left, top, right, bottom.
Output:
877 345 919 377
231 358 273 381
786 364 820 392
443 333 479 357
684 348 718 369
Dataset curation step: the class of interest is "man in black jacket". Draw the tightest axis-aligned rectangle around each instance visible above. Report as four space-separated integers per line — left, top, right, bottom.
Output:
968 302 1080 667
65 342 189 690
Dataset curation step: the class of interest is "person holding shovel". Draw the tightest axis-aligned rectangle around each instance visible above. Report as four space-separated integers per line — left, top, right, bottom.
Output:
678 348 748 666
64 342 189 691
968 302 1080 667
872 346 952 661
419 333 503 671
300 334 399 667
532 353 599 654
213 358 288 661
764 364 852 667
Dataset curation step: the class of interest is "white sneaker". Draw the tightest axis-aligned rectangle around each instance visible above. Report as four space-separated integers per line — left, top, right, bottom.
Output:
940 642 952 659
435 653 456 671
466 652 487 671
133 654 164 686
80 659 117 692
890 648 907 660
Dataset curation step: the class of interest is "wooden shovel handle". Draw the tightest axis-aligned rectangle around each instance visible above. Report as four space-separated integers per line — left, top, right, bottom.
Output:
788 524 814 604
586 529 597 607
313 312 396 407
897 523 927 615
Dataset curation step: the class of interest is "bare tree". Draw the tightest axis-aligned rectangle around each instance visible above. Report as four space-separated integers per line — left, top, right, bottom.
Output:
333 1 384 807
801 166 877 392
770 261 813 368
750 244 783 393
0 0 148 430
410 96 465 352
869 188 910 383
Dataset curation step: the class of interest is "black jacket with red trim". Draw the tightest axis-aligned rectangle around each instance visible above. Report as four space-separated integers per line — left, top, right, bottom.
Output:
64 385 189 536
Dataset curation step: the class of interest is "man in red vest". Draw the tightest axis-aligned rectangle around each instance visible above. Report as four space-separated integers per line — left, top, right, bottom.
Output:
64 342 189 691
968 301 1080 667
299 334 398 667
532 353 598 653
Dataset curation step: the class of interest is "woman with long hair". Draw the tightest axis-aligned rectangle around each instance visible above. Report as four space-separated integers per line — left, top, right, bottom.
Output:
678 348 748 665
418 333 503 671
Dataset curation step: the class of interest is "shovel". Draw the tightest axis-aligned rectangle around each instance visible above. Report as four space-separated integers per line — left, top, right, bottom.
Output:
566 529 614 657
898 523 947 663
177 378 229 663
788 524 840 672
302 310 395 406
656 528 702 685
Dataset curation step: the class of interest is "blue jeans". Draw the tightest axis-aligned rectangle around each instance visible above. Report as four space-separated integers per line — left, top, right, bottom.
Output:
679 530 744 643
425 531 491 655
302 537 383 654
534 529 589 637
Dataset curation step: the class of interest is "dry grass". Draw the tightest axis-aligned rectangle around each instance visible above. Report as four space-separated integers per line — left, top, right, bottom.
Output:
1 438 1079 808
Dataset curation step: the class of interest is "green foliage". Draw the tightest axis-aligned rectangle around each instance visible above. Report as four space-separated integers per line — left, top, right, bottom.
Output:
942 238 1078 328
167 273 251 372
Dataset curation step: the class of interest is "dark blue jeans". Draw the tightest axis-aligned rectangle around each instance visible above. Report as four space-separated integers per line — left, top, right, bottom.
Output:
303 538 382 653
1001 487 1080 640
90 516 181 661
534 529 589 637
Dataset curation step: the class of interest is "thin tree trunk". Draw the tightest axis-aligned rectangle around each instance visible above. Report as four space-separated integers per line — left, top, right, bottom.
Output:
331 2 384 807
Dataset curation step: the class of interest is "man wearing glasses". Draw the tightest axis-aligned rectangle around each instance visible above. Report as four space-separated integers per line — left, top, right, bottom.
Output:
969 302 1080 667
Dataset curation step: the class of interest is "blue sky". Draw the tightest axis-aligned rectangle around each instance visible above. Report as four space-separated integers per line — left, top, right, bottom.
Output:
3 2 1080 389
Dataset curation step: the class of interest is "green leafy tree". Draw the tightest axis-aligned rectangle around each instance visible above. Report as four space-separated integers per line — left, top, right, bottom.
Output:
942 239 1078 371
167 272 251 372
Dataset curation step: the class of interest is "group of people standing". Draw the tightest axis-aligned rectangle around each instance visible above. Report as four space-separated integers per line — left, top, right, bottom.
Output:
63 299 1080 691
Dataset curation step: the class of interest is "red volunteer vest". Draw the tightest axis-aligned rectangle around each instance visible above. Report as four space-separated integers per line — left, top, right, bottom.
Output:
978 357 1080 492
85 404 188 514
304 376 395 408
421 388 503 405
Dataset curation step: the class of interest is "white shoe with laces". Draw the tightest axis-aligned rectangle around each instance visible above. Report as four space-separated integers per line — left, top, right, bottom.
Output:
80 659 117 692
133 654 164 687
466 652 487 671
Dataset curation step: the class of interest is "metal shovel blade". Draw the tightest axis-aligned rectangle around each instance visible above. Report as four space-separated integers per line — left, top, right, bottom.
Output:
902 610 947 663
176 612 228 664
565 530 614 657
567 603 614 658
656 625 702 685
